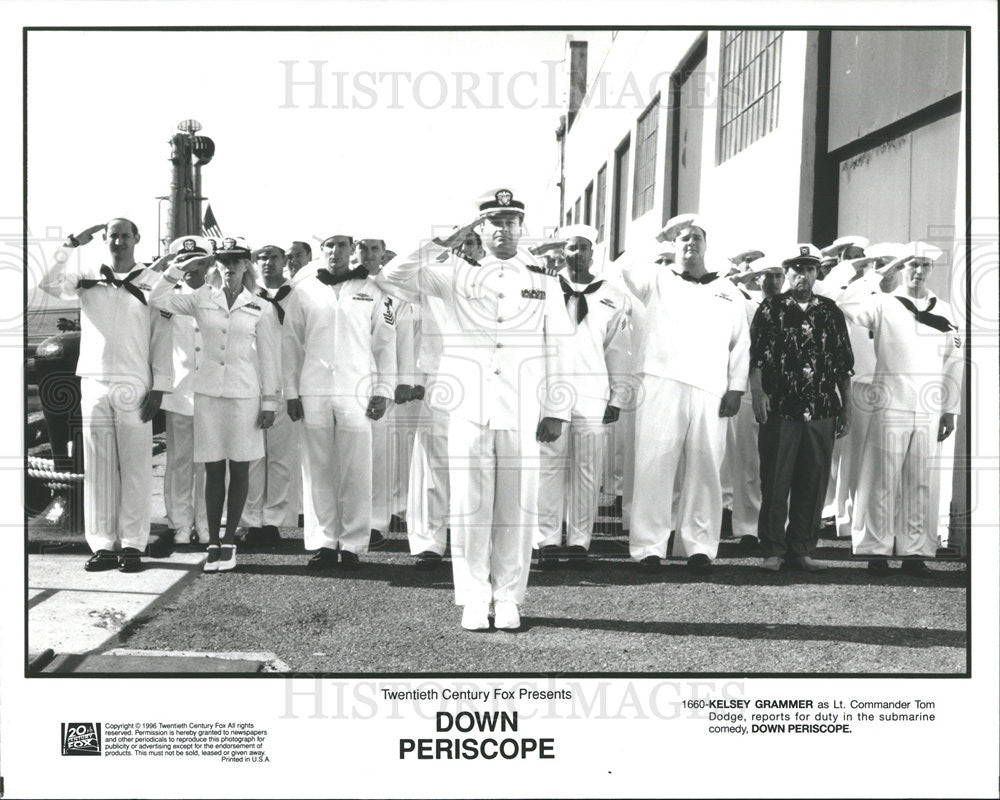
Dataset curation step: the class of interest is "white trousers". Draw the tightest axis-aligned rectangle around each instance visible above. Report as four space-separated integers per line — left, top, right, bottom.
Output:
371 404 392 533
618 407 637 530
163 411 207 536
390 399 421 517
406 403 450 555
300 395 371 554
630 377 727 560
851 407 942 558
80 377 152 552
721 397 761 538
242 401 302 528
448 417 539 607
834 382 876 537
536 406 609 549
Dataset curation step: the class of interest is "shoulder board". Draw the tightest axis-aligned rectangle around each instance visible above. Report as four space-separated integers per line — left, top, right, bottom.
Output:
526 263 557 277
599 297 616 309
159 309 173 319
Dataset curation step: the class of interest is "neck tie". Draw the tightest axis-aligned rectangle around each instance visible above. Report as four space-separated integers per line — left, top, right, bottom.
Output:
257 284 292 324
315 266 369 288
678 270 718 285
558 275 604 323
894 296 955 332
78 265 148 305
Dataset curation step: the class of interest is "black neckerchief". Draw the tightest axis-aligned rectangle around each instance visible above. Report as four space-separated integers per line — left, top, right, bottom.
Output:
894 296 956 333
678 270 718 285
558 275 604 323
78 265 148 305
315 266 369 288
256 284 292 324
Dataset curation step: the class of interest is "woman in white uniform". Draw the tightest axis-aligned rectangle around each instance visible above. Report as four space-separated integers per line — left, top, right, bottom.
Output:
151 239 281 572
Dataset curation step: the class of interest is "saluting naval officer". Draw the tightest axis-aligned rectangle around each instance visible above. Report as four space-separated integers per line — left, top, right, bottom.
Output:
240 245 301 545
282 233 396 570
534 224 633 569
622 213 750 575
834 242 963 576
39 219 173 573
375 188 574 632
151 238 282 573
155 235 214 546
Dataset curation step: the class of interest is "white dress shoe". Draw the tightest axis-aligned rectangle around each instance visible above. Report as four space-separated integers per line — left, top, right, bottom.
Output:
493 601 521 631
174 527 193 545
195 528 211 544
461 604 490 631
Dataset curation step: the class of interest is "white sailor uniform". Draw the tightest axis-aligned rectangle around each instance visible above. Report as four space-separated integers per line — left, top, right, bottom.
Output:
370 290 405 535
155 284 208 540
38 249 173 554
836 272 963 558
242 281 302 529
536 272 633 550
622 263 750 561
282 271 397 555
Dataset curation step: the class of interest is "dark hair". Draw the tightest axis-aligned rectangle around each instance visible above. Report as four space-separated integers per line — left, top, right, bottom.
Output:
291 240 312 257
107 218 139 237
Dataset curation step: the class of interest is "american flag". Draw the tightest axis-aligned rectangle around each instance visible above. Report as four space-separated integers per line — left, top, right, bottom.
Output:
202 204 223 238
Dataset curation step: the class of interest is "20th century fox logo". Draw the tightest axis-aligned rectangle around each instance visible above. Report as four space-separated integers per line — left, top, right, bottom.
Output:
62 723 102 756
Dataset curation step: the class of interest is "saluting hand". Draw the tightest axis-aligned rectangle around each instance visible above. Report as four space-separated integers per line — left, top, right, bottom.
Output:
73 223 106 246
432 219 480 250
258 410 275 430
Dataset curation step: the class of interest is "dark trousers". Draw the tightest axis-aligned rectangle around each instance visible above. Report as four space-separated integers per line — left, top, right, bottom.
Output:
757 415 835 558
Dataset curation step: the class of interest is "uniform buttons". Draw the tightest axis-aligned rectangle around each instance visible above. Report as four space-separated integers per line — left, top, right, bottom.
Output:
498 292 505 299
496 342 503 349
494 368 502 375
194 327 199 333
221 345 226 350
497 317 503 323
195 346 201 352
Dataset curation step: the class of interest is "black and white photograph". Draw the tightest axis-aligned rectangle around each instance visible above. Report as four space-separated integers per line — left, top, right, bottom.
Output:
3 1 998 798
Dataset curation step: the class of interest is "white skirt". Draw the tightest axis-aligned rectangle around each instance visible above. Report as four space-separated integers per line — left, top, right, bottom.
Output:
193 393 265 463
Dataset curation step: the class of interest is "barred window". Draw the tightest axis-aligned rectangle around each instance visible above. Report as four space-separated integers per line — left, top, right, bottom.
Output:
573 197 581 224
584 181 594 225
632 95 659 219
595 164 607 242
611 135 630 259
718 30 782 163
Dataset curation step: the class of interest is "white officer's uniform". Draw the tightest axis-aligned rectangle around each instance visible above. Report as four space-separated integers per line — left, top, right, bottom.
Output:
405 298 451 556
282 271 396 555
155 285 208 540
836 269 962 558
720 285 763 539
241 281 302 529
536 273 632 550
39 247 173 554
151 265 281 462
377 245 574 607
623 262 750 560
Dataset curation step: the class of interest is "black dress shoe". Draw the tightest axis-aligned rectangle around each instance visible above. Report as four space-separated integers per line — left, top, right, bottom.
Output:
389 514 407 533
242 527 266 546
261 525 281 543
900 558 935 577
369 530 387 548
638 555 661 573
118 548 143 573
565 545 594 570
537 545 561 570
415 550 443 570
738 535 759 551
306 548 339 570
339 550 360 570
687 553 713 574
867 557 891 576
85 550 119 572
